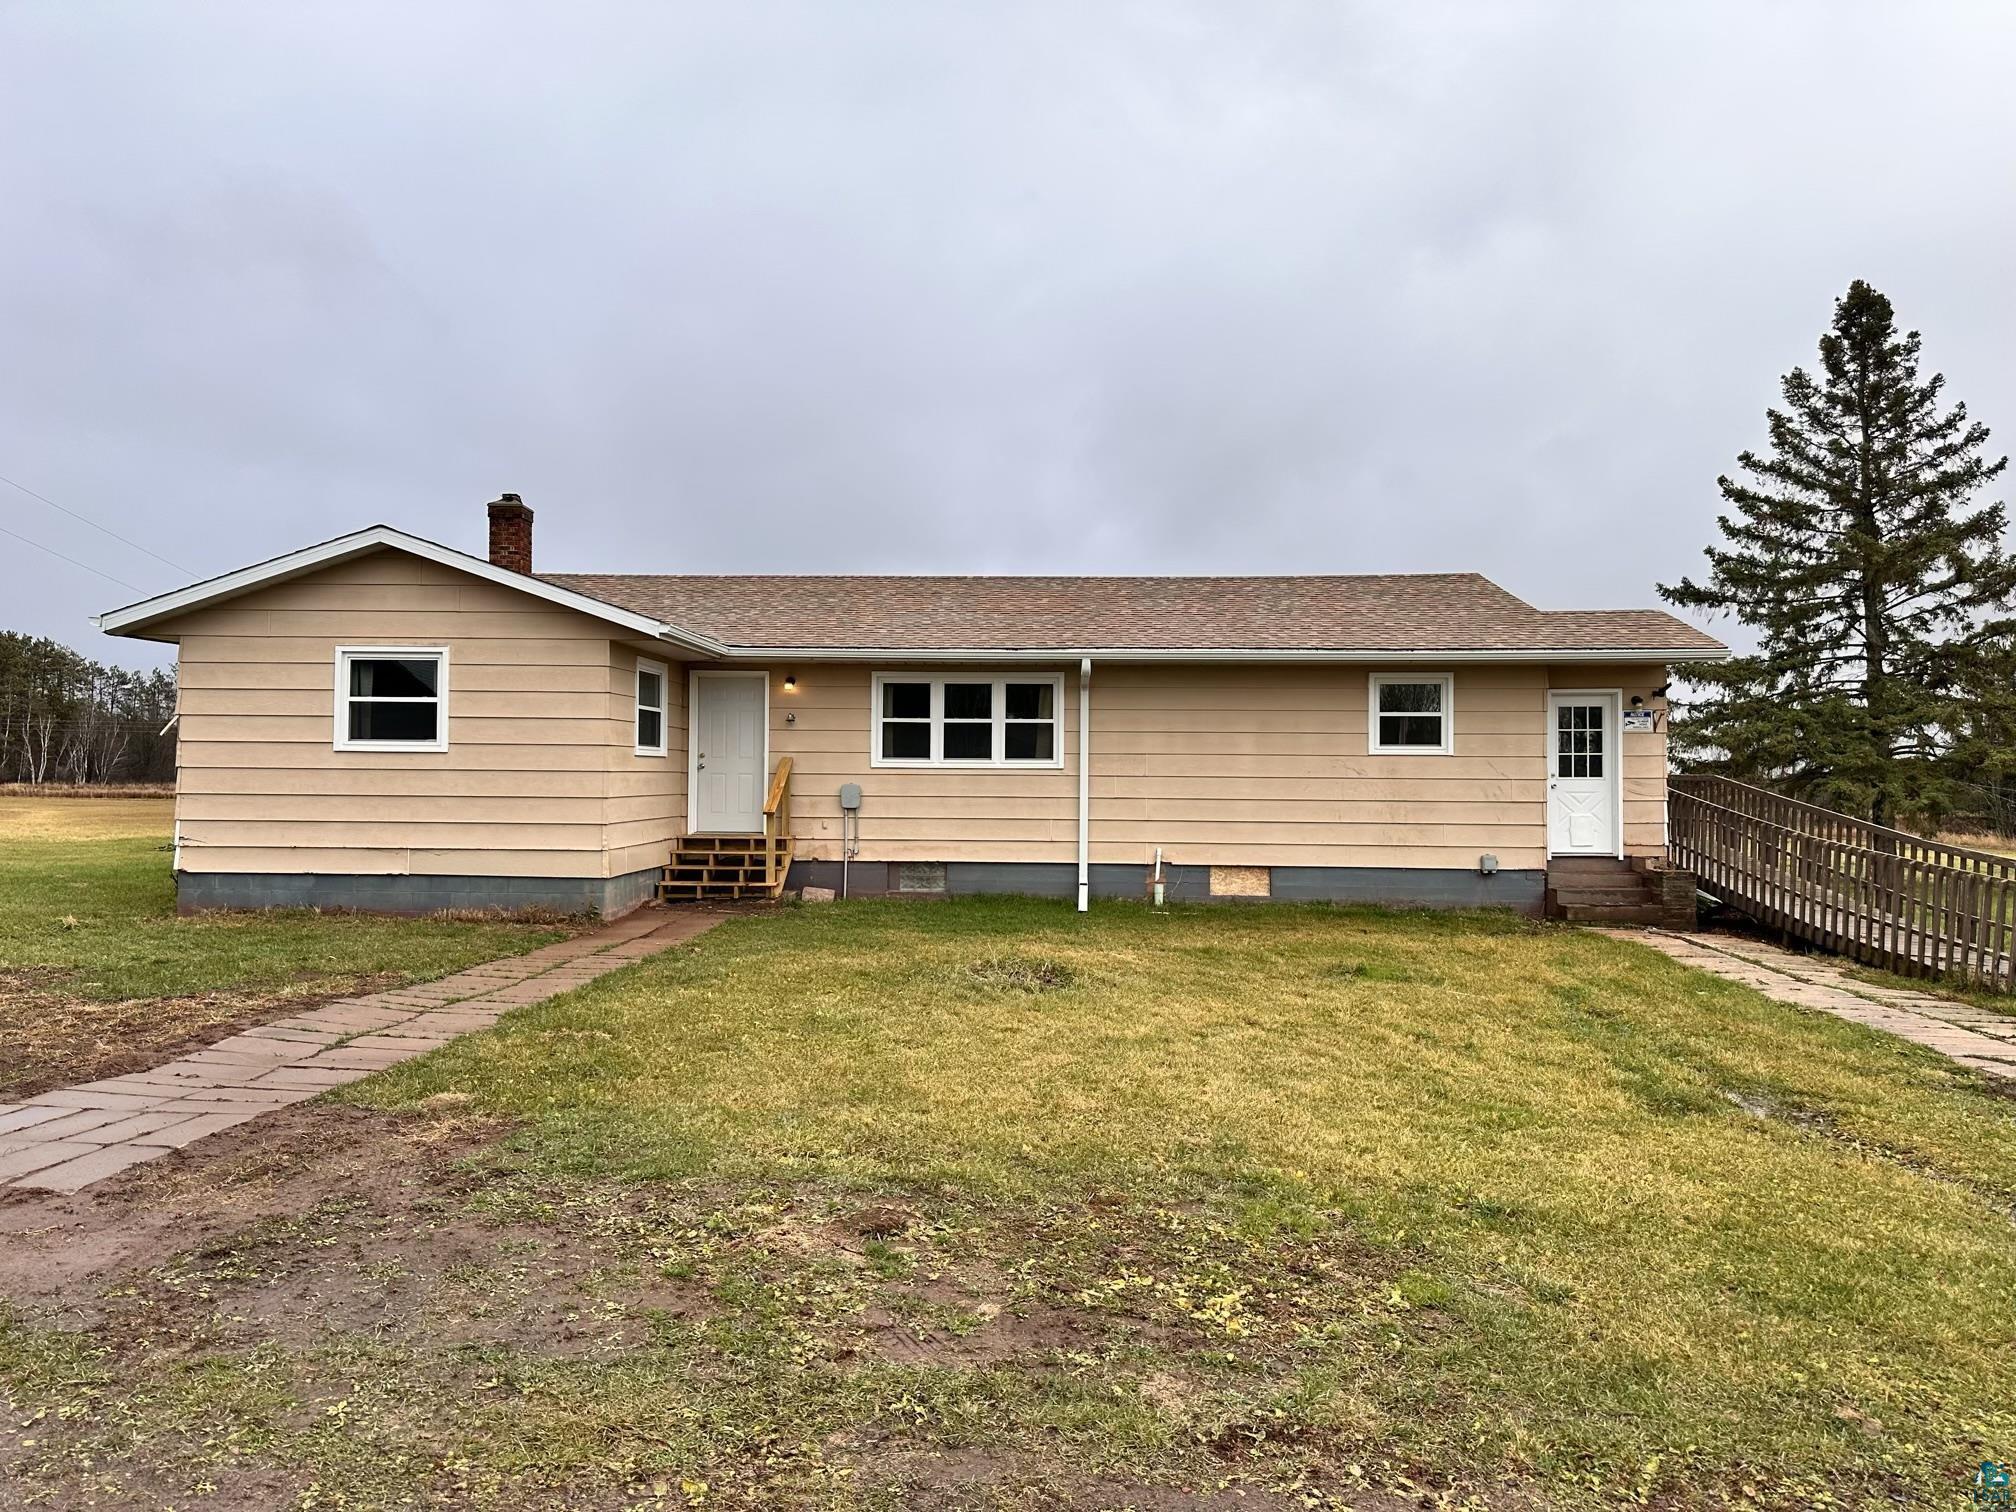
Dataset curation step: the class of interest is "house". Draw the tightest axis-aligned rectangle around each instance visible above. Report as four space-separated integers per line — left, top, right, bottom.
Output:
94 496 1726 918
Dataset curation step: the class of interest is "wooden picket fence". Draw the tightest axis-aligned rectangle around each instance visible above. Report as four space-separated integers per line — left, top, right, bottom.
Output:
1669 774 2016 992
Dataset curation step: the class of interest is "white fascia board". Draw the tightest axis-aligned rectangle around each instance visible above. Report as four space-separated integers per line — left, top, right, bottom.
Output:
703 644 1727 664
91 525 729 656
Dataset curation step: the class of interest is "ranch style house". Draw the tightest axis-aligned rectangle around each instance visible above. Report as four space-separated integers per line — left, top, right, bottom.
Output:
94 496 1726 919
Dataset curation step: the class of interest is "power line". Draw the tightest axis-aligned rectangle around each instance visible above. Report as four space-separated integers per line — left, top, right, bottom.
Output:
0 522 143 593
0 470 193 575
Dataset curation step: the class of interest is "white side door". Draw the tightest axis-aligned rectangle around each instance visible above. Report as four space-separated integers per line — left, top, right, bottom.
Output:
690 672 768 832
1547 692 1620 856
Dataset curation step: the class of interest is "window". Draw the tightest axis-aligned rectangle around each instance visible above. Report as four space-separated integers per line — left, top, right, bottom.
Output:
335 647 447 751
1556 702 1605 778
873 673 1064 766
635 658 668 756
1368 673 1453 755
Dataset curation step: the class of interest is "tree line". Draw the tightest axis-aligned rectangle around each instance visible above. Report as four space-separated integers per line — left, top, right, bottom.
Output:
1664 280 2016 836
0 632 176 785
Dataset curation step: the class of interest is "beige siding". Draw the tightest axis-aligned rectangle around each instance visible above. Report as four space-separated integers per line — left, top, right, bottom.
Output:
164 547 1674 884
1090 664 1551 869
169 551 634 881
723 660 1674 872
765 664 1080 862
605 643 687 878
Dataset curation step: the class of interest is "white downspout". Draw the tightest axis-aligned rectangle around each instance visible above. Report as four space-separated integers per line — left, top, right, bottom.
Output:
1077 657 1091 913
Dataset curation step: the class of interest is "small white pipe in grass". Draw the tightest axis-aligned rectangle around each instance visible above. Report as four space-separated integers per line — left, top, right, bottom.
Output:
1077 657 1091 913
1152 846 1165 908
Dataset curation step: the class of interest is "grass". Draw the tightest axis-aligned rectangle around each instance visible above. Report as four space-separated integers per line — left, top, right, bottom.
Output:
0 795 575 1097
316 898 2012 1507
1936 830 2016 859
6 868 2016 1505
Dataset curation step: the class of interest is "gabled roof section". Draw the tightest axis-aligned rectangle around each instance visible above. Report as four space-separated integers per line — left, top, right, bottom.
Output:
92 525 728 653
543 571 1727 659
92 527 1724 661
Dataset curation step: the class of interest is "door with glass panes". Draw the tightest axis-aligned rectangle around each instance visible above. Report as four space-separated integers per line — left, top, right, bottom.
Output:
1547 691 1619 855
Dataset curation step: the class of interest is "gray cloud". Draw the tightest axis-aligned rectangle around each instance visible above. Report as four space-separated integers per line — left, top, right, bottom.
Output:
2 1 2011 670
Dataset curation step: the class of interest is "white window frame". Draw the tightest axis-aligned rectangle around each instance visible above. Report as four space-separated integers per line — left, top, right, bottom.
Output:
871 671 1066 769
634 657 669 757
333 645 449 752
1367 671 1454 756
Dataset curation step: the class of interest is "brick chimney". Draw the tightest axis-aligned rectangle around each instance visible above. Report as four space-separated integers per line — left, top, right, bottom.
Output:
486 494 533 574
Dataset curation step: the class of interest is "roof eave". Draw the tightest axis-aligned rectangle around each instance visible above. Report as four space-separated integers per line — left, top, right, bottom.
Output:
699 644 1727 663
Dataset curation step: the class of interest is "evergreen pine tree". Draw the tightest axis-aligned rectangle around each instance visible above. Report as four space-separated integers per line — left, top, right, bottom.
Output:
1662 280 2014 826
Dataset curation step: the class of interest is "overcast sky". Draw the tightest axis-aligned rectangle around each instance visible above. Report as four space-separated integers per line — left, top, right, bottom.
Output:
3 3 2011 671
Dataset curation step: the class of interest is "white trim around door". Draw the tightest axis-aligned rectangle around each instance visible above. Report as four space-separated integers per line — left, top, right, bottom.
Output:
1546 688 1623 859
686 669 771 834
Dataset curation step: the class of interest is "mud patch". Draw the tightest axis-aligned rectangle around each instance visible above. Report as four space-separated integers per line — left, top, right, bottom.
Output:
0 1104 715 1362
0 1103 489 1310
864 1444 1387 1510
837 1201 917 1239
856 1292 1098 1366
0 973 408 1103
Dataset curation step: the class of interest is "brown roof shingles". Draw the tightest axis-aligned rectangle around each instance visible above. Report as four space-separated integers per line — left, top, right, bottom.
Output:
540 571 1723 655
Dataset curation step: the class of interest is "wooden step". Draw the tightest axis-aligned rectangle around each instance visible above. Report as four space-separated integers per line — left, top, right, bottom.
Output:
1545 857 1658 920
1548 856 1639 876
658 834 796 904
1548 886 1656 908
1558 902 1669 924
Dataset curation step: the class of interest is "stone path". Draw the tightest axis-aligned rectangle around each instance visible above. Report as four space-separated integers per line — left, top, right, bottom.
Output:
0 907 731 1194
1608 927 2016 1082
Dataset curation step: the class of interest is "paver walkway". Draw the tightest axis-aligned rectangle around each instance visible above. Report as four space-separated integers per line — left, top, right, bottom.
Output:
0 906 731 1194
1609 927 2016 1081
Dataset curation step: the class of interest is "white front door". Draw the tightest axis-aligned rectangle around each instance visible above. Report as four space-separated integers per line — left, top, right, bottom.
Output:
1548 692 1619 856
691 672 768 833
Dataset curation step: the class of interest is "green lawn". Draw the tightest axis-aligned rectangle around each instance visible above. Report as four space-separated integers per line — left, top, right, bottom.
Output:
6 869 2015 1507
328 898 2012 1508
0 796 574 1097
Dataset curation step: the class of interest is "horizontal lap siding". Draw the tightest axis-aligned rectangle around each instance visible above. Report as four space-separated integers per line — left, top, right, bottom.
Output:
761 661 1672 872
768 664 1079 863
605 643 685 878
169 551 626 880
1091 664 1549 870
167 547 1677 889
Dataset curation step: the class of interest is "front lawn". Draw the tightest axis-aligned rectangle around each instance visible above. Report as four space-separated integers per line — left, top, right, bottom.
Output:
0 795 574 1098
346 900 2010 1506
6 894 2013 1508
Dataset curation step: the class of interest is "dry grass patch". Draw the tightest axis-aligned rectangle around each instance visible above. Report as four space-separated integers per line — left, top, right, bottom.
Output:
0 795 575 1099
340 897 2016 1508
8 893 2016 1507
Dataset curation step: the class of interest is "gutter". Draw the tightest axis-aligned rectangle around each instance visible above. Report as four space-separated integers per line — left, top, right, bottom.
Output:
694 645 1728 664
1077 657 1091 914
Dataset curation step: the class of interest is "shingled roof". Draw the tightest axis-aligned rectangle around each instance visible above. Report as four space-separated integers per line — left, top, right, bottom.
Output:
543 571 1724 655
